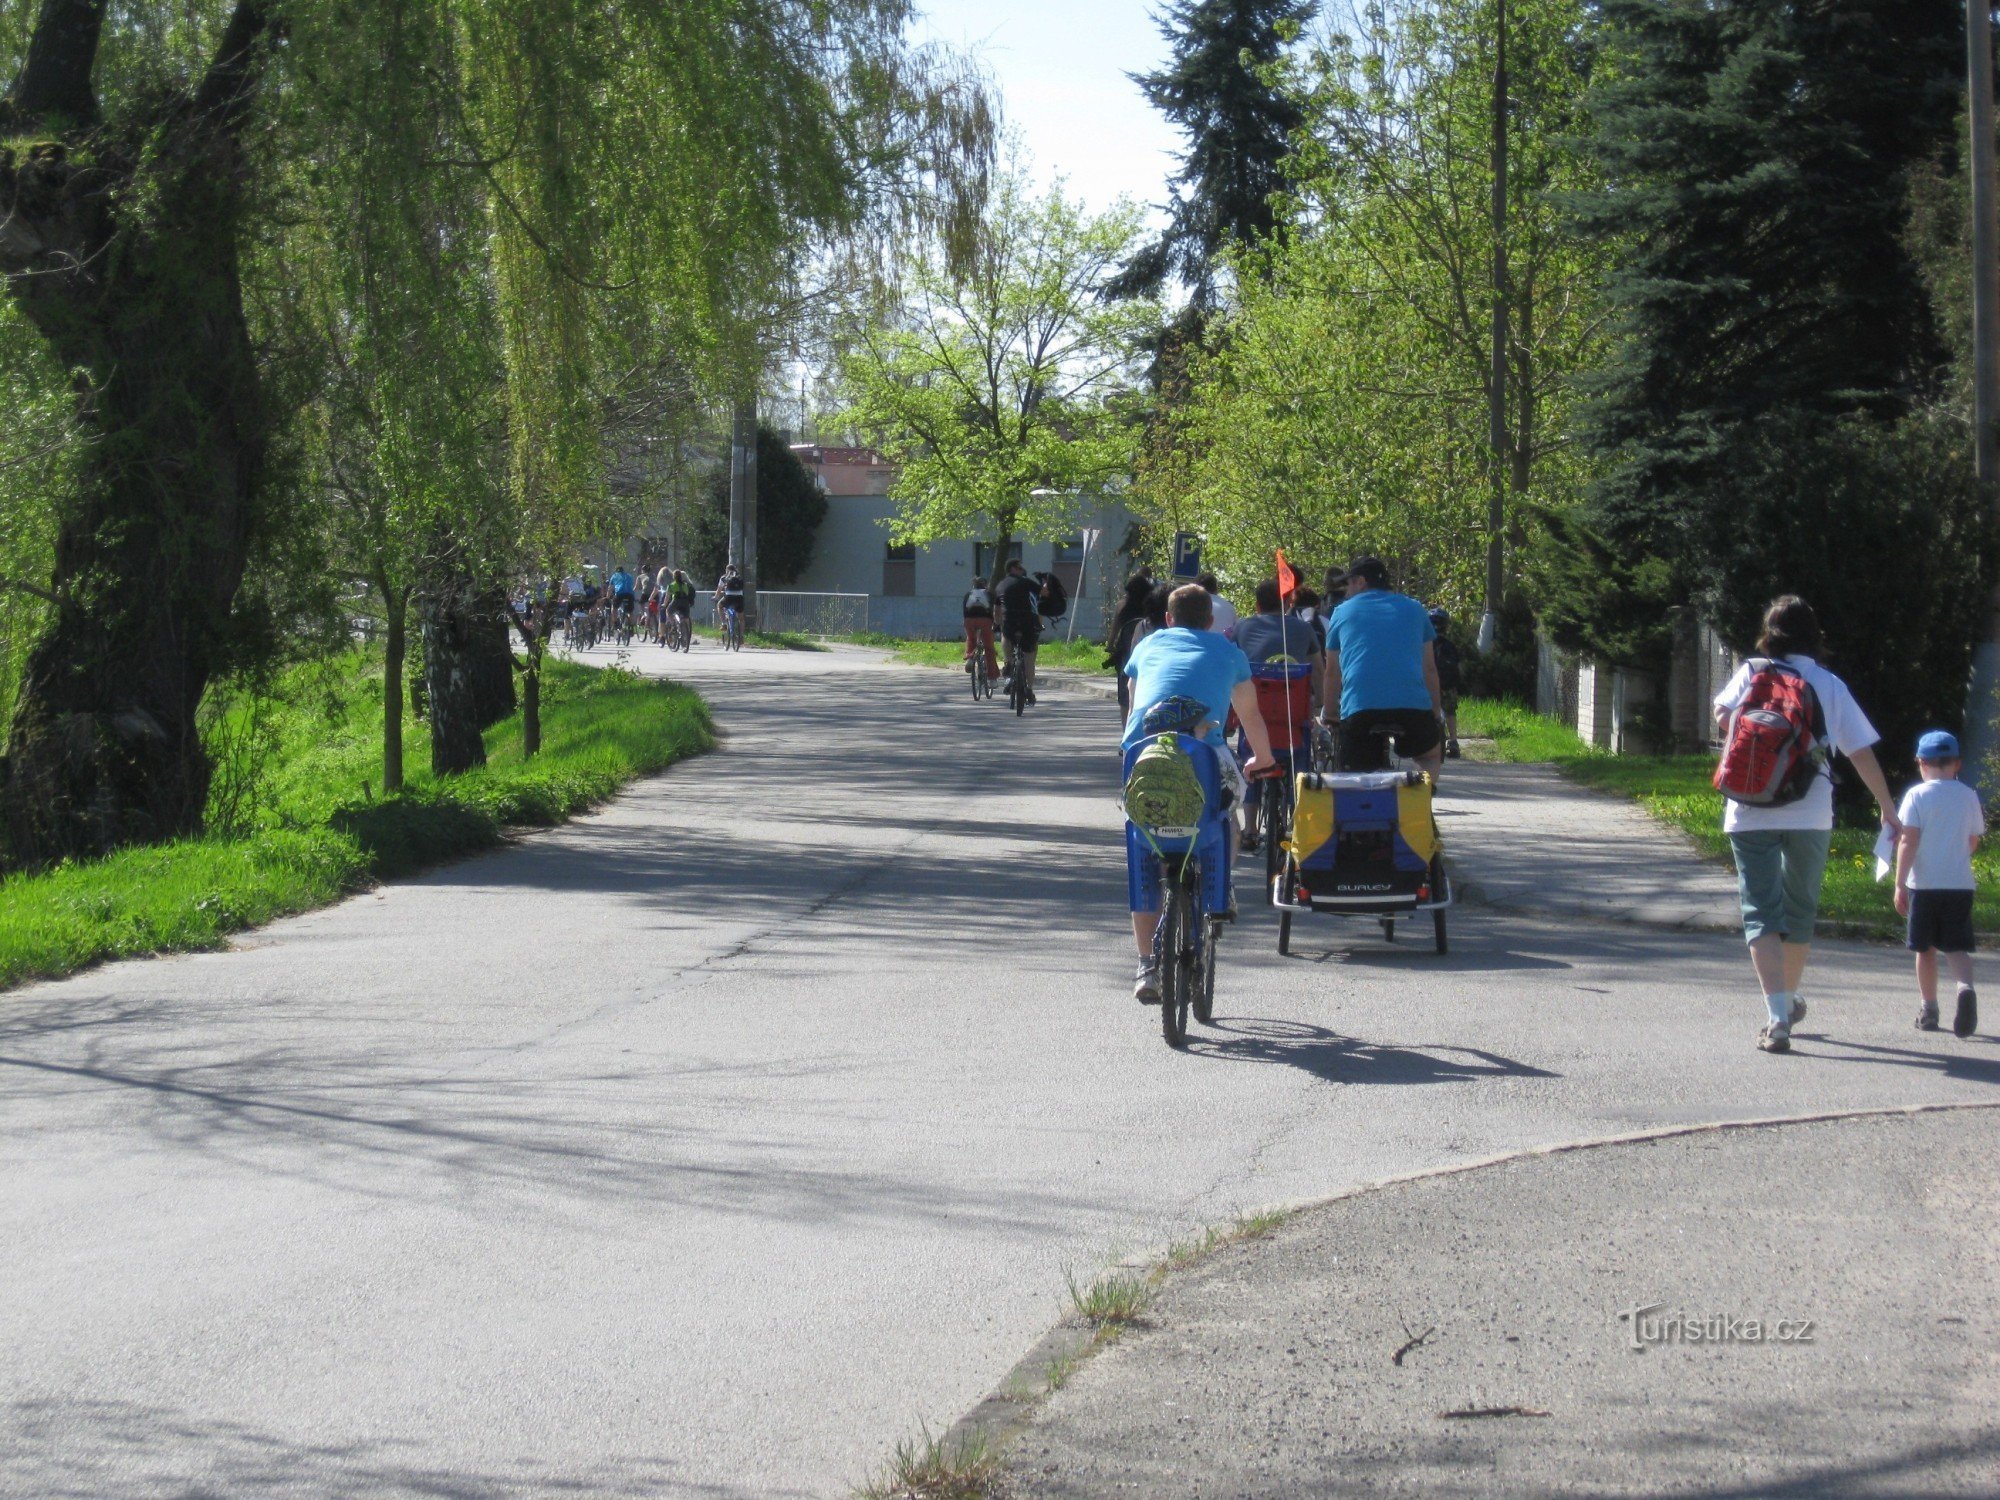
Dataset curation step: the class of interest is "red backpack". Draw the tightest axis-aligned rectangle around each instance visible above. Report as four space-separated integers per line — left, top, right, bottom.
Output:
1714 659 1828 806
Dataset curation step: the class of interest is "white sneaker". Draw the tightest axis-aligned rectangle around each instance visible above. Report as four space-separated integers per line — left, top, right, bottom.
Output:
1133 959 1161 1004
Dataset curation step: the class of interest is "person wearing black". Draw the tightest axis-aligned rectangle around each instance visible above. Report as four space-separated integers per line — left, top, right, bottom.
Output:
1105 575 1157 716
993 559 1043 703
1429 608 1463 758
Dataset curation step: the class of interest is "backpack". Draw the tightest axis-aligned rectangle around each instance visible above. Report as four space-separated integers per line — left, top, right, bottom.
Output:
1037 571 1068 620
1714 658 1829 806
1124 733 1208 833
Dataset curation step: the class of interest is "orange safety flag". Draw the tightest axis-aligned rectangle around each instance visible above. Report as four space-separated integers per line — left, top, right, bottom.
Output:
1275 548 1299 603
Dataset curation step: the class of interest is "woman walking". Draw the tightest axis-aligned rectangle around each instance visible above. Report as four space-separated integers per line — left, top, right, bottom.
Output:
1712 596 1901 1052
1105 575 1158 716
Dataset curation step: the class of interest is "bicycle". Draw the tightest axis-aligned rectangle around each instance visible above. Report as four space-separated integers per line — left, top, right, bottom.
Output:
667 610 691 652
721 603 744 651
970 648 992 701
1002 634 1036 715
613 600 635 648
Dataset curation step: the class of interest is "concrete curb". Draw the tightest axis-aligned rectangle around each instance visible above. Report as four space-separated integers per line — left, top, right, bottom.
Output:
940 1099 2000 1472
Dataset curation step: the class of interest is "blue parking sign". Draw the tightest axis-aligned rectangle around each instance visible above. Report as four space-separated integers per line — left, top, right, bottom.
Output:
1172 531 1203 578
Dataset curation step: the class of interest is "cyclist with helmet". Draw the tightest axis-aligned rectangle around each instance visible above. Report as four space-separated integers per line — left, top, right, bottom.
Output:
608 564 637 635
714 564 746 640
1429 607 1464 759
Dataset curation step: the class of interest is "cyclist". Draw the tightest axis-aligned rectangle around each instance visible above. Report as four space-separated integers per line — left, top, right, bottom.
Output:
715 564 746 642
1123 584 1277 1002
1429 607 1464 759
665 569 695 646
608 564 637 637
993 559 1042 704
1320 555 1445 778
1232 577 1323 852
962 575 999 683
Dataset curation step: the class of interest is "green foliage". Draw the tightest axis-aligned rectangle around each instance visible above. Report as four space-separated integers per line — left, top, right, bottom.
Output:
0 653 711 989
1115 0 1313 307
1579 0 1963 536
689 426 828 586
840 170 1159 557
1147 0 1606 606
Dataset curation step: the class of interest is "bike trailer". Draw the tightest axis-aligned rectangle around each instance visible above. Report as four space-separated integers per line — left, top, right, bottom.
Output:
1276 769 1449 915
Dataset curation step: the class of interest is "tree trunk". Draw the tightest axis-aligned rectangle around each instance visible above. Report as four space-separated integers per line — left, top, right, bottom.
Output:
381 588 408 795
421 592 489 777
466 595 516 730
0 1 273 866
521 645 542 759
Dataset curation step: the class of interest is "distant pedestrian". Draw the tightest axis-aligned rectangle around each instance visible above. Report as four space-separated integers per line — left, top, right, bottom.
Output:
1712 596 1901 1053
1196 572 1238 638
1106 575 1157 717
1894 730 1983 1037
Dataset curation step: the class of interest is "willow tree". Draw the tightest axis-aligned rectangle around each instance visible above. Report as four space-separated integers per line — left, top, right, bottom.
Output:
0 0 991 856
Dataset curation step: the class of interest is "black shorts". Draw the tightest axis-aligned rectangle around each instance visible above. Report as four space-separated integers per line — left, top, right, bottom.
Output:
1907 888 1977 953
1337 707 1443 769
1002 616 1041 650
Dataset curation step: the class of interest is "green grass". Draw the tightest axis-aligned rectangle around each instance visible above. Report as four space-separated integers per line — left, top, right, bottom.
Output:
1459 695 1998 939
854 1426 996 1500
0 652 712 989
845 630 1114 676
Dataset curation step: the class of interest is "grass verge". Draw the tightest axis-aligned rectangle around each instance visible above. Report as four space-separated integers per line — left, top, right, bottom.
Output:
1458 696 1999 939
0 653 711 990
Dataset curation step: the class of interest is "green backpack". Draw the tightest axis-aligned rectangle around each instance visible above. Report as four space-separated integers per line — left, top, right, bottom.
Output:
1124 733 1207 834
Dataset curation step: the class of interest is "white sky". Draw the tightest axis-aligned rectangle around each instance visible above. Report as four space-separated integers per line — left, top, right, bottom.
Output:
908 0 1183 217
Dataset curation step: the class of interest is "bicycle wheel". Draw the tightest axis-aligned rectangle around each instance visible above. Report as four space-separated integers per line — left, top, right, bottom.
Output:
1262 775 1292 906
1158 878 1192 1047
1193 917 1219 1025
1011 668 1026 716
1433 907 1448 954
969 657 983 700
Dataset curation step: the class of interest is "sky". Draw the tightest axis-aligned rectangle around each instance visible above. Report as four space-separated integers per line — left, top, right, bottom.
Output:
907 0 1183 217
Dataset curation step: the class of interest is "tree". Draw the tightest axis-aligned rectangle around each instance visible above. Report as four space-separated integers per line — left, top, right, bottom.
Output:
1146 0 1605 610
1577 0 1963 547
0 1 993 836
689 427 827 588
1114 0 1316 309
840 172 1159 567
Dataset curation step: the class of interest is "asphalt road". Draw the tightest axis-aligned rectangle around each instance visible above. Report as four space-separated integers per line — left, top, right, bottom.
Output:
3 642 1994 1499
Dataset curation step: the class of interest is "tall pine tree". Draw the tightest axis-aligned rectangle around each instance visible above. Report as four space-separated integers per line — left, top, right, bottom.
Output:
1555 0 1993 759
1113 0 1315 307
1577 0 1960 549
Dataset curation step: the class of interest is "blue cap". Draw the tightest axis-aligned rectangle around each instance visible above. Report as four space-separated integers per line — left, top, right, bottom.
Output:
1917 730 1960 761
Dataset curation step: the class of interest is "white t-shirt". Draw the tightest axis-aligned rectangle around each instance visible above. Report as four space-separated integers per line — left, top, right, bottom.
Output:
1897 778 1984 890
1208 593 1239 638
1713 655 1878 833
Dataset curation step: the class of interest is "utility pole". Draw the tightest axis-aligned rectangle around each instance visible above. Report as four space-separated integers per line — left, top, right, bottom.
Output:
1479 0 1509 656
1966 0 2000 781
727 395 760 623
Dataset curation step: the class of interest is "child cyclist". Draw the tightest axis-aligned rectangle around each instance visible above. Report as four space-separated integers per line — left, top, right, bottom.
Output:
1894 730 1983 1038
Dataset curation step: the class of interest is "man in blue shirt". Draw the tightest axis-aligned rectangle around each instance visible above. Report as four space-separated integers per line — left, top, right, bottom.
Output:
1122 585 1277 1001
1320 555 1445 776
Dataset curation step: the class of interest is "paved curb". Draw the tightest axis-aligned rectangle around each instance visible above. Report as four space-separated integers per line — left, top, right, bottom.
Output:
940 1099 2000 1471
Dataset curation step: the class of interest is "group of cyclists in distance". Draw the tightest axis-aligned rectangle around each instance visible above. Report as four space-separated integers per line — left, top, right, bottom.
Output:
550 562 747 651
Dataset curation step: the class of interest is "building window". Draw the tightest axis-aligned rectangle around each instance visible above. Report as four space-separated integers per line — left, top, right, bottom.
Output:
974 540 1022 580
883 540 917 597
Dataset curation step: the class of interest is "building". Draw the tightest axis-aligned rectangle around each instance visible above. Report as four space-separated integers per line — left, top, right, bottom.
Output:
783 444 1138 640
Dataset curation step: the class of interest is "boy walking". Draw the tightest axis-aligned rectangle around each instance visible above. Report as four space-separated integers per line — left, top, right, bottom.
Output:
1894 730 1983 1038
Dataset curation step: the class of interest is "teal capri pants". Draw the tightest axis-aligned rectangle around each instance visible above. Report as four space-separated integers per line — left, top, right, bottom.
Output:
1726 829 1832 944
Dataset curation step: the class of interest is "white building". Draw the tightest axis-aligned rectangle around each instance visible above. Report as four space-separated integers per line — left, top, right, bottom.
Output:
783 445 1138 640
